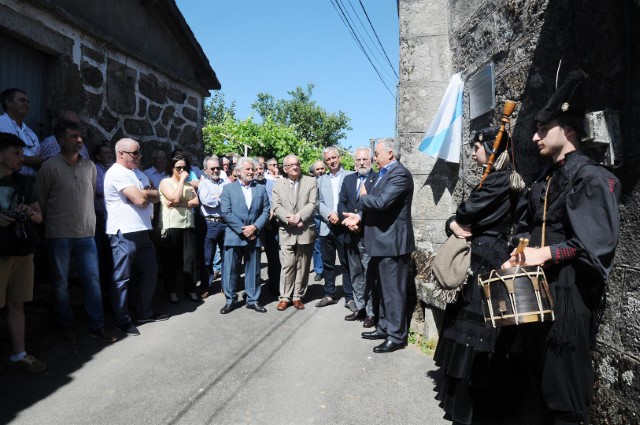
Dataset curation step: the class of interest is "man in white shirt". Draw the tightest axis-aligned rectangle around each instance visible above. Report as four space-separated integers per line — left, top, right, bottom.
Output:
104 138 168 336
316 147 354 311
0 88 41 179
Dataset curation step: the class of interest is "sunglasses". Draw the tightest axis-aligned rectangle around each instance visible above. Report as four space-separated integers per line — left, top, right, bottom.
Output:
174 165 188 171
121 150 141 157
210 167 220 171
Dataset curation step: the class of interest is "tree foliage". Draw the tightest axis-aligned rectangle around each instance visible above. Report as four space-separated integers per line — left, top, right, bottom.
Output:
252 84 351 148
202 85 353 172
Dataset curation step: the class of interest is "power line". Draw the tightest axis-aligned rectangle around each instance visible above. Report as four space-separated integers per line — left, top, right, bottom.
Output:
357 0 398 79
344 0 397 82
329 0 396 99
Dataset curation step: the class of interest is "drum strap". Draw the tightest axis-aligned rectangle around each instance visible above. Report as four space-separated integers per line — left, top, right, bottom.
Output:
541 175 552 247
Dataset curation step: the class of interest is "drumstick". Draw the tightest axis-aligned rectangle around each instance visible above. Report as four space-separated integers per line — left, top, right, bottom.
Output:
516 238 525 254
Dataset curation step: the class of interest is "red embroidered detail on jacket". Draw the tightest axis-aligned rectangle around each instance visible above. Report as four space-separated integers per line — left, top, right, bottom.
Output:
609 179 616 193
554 247 577 264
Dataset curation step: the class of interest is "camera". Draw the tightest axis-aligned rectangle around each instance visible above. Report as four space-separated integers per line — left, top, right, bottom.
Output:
4 211 28 240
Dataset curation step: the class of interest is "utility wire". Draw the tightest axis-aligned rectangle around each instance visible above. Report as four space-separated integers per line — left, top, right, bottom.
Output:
333 0 395 88
344 0 397 82
329 0 396 99
358 0 398 79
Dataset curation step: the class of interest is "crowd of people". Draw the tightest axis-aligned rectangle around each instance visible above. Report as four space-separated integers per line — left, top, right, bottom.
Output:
0 86 417 376
0 70 622 425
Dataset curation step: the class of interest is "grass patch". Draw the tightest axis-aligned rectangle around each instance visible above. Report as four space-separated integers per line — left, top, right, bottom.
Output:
408 328 437 355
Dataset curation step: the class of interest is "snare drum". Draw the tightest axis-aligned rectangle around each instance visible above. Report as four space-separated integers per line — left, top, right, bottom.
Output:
477 265 554 328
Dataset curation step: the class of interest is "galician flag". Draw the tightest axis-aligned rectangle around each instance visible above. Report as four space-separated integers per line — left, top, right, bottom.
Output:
418 73 464 163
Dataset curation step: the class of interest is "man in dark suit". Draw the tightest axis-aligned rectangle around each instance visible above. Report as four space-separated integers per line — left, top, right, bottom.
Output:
337 147 377 327
343 140 415 353
219 157 270 314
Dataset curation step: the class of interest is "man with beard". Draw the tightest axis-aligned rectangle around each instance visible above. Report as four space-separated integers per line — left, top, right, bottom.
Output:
338 147 377 327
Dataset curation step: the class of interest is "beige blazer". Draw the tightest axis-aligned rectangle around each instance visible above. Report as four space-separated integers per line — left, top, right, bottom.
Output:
271 175 318 246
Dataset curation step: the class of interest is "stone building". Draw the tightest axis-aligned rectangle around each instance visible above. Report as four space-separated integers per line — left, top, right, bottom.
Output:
0 0 220 164
399 0 639 423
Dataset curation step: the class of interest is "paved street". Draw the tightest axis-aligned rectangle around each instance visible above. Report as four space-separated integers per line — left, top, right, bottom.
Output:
1 262 448 425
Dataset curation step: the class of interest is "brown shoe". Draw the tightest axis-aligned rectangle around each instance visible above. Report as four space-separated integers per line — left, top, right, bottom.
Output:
276 300 290 311
89 327 118 343
200 291 209 299
292 300 305 310
363 316 376 328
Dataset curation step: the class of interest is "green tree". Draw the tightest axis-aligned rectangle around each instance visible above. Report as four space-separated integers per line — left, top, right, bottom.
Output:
251 83 352 148
202 86 354 172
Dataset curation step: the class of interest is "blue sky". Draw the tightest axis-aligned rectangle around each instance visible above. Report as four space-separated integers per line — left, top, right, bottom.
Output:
175 0 399 151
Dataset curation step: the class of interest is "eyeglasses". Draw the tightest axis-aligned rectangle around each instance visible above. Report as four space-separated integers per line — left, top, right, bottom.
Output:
284 162 300 168
355 158 370 162
209 167 220 171
174 166 188 171
121 150 141 157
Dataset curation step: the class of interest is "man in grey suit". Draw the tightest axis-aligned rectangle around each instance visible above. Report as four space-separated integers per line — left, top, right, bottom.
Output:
316 146 355 310
271 154 318 311
343 140 415 353
219 157 270 314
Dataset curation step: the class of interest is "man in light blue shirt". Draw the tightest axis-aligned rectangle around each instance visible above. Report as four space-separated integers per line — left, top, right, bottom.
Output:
198 156 227 298
0 88 41 179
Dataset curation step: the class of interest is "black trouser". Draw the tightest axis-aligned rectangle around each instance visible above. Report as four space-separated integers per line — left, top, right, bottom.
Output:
161 228 197 294
320 229 352 299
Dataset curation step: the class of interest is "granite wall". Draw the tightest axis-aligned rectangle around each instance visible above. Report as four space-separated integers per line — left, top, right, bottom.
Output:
0 0 208 167
400 0 640 422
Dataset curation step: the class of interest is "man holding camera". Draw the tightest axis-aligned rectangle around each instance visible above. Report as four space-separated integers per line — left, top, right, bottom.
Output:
0 132 46 372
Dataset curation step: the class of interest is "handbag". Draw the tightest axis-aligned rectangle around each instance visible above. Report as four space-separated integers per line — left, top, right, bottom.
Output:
432 234 471 290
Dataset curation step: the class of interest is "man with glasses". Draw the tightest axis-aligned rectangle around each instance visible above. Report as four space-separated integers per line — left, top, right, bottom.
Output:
198 156 227 298
271 155 318 310
0 88 41 180
104 138 168 336
264 158 282 181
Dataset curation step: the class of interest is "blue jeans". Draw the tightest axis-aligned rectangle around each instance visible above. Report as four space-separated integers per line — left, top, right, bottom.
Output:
109 230 158 326
46 237 104 330
312 218 323 274
203 221 225 289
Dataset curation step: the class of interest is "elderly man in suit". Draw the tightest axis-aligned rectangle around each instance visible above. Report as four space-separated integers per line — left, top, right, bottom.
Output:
219 157 270 314
271 154 318 311
338 146 378 327
316 146 355 310
343 140 415 353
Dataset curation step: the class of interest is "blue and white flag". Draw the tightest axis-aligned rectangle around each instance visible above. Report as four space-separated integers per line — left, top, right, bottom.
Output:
418 73 464 163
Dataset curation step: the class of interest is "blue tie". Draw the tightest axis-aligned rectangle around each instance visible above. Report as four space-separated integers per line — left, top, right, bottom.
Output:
375 167 387 186
356 175 366 199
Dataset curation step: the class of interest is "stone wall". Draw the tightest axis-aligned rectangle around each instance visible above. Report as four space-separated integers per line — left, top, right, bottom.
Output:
400 0 640 422
0 0 208 167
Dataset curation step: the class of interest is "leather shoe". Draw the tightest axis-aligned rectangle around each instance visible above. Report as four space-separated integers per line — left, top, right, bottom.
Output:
361 330 387 340
362 316 376 328
314 273 323 281
276 300 290 311
292 300 305 310
220 302 237 314
373 339 404 353
246 303 267 313
345 310 365 321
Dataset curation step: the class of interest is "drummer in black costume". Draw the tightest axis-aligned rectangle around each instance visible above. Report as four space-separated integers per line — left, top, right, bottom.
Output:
434 126 523 424
504 69 620 425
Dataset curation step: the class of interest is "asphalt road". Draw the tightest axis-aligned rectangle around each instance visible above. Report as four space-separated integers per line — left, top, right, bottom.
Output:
0 265 449 425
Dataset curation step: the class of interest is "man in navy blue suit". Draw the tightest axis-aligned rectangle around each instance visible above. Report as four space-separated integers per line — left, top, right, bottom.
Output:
342 140 415 353
337 146 377 327
219 157 270 314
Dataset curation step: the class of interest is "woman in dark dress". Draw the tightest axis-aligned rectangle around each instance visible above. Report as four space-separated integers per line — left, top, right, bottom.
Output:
434 127 523 425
